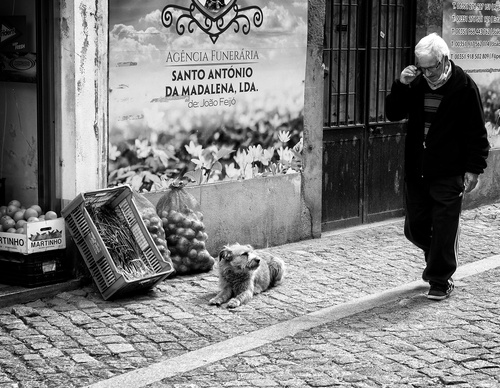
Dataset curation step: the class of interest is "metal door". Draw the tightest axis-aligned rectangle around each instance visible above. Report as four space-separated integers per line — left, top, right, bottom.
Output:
322 0 416 231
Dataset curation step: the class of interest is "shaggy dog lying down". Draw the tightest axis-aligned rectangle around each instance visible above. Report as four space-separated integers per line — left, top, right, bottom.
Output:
209 244 286 308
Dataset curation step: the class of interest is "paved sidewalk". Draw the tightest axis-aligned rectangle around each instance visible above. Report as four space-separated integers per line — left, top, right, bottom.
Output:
139 260 500 388
0 203 499 388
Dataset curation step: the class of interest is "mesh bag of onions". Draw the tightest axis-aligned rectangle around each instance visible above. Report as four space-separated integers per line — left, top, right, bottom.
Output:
155 181 215 275
132 191 174 271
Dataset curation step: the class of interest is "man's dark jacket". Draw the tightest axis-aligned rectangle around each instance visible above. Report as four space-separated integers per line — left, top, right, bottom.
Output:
385 60 490 180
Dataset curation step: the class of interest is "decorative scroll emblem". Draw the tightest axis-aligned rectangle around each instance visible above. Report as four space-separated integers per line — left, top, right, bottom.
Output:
161 0 263 44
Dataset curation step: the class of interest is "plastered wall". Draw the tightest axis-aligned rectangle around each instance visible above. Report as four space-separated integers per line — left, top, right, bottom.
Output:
303 0 326 238
57 0 108 208
58 0 326 240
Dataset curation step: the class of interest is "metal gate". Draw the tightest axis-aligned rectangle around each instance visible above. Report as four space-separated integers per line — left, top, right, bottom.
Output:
322 0 416 231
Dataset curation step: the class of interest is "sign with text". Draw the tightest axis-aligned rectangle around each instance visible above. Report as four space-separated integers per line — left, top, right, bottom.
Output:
0 218 65 255
0 16 26 52
109 0 307 167
442 0 500 147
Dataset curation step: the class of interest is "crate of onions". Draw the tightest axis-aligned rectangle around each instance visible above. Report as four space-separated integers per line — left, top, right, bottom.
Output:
61 185 174 300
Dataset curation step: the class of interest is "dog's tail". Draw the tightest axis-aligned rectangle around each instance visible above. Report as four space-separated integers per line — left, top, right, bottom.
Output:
268 257 286 287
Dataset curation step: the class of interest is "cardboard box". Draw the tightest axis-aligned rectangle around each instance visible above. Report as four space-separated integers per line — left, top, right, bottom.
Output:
0 218 66 254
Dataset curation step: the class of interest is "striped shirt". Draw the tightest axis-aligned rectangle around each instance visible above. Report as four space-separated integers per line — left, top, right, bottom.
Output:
423 92 444 139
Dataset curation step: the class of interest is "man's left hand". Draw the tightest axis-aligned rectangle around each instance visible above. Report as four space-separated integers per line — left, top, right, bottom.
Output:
464 172 479 193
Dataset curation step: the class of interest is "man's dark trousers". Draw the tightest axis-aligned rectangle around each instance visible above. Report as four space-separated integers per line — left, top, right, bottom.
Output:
404 175 464 286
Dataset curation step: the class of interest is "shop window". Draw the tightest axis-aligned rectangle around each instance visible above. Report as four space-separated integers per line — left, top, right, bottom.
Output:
0 0 55 211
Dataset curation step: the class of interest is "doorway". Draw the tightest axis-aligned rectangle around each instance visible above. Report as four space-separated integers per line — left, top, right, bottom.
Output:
0 0 56 211
322 0 416 231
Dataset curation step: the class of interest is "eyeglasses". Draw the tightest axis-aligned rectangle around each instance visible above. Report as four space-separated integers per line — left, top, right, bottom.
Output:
417 61 442 73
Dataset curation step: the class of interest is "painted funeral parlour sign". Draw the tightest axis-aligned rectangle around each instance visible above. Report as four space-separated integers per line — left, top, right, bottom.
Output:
108 0 307 183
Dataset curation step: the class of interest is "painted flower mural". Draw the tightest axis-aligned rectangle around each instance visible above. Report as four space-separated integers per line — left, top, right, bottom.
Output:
108 0 307 191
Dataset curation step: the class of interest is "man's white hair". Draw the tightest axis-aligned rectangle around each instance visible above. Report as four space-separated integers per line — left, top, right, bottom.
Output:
415 33 450 62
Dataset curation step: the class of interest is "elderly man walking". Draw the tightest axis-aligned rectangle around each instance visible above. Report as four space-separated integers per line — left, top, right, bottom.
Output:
385 33 490 300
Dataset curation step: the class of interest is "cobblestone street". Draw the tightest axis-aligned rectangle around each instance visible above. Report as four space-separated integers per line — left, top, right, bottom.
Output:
140 266 500 388
0 203 499 388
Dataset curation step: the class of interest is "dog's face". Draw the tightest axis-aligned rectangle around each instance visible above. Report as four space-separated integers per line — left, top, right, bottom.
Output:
218 244 261 273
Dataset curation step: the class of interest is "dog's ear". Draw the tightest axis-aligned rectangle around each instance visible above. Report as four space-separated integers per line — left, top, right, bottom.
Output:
219 248 233 261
